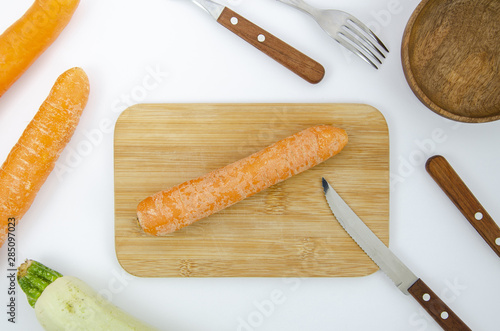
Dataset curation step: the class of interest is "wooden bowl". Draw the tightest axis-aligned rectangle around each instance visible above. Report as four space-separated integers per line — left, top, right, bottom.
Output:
402 0 500 123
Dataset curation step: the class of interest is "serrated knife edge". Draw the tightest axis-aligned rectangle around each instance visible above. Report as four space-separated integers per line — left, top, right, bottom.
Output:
322 177 419 294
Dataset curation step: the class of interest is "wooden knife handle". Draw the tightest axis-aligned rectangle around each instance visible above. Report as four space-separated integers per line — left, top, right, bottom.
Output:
426 155 500 258
408 279 471 330
217 7 325 84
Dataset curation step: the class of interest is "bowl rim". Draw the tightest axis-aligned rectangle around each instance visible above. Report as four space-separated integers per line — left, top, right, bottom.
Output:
401 0 500 123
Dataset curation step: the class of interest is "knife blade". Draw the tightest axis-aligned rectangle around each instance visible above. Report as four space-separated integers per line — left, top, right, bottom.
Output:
321 178 471 331
426 155 500 258
188 0 325 84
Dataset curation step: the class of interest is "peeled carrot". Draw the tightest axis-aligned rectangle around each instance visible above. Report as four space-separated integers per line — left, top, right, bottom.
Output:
137 125 348 235
0 0 80 98
0 67 89 247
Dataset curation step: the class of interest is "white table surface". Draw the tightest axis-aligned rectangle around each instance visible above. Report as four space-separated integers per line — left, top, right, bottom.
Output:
1 0 499 330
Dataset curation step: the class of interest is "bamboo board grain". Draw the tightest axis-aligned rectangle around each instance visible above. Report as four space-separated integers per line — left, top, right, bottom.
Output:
401 0 500 123
114 104 389 278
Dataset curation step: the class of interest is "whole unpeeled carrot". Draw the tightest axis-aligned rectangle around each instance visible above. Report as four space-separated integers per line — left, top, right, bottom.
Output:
0 0 80 98
0 67 89 247
137 125 348 235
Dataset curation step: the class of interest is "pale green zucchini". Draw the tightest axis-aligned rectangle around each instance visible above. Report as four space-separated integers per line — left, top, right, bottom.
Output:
17 260 159 331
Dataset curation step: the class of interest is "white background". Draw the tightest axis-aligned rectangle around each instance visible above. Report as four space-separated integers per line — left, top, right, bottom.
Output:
1 0 499 330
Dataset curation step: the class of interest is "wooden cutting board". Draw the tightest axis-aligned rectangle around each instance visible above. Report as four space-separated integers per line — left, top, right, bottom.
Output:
114 104 389 278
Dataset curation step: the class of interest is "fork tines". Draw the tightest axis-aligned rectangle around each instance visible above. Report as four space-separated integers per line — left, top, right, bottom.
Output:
337 16 389 69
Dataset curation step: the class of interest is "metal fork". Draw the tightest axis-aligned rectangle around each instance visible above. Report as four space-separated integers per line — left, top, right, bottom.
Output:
276 0 389 69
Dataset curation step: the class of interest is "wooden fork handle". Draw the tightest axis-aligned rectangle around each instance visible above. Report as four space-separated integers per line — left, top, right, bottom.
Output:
217 7 325 84
426 155 500 258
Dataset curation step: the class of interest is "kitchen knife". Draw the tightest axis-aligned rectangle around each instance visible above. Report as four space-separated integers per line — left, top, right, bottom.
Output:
426 155 500 258
321 178 471 331
187 0 325 83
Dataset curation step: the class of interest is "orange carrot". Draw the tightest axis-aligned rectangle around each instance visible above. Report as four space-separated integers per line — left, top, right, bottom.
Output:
137 125 348 235
0 0 80 98
0 67 89 247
